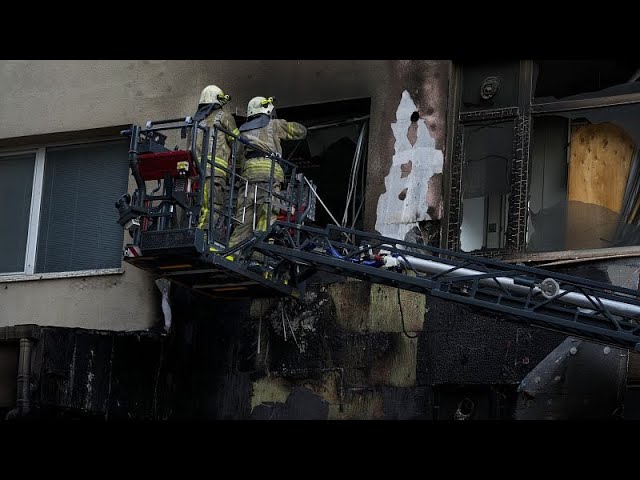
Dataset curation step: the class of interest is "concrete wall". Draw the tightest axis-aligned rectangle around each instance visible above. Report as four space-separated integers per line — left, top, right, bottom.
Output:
0 60 387 139
0 269 159 330
368 60 449 239
0 60 450 332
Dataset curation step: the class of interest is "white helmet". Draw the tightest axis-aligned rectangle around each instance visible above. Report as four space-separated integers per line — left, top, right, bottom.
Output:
247 96 275 117
198 85 230 107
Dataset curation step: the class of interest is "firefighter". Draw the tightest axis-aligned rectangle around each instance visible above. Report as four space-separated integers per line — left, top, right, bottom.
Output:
190 85 238 237
228 96 307 262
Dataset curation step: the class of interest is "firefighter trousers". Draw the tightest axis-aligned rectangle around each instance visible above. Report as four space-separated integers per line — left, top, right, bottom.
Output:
198 175 226 232
228 180 281 256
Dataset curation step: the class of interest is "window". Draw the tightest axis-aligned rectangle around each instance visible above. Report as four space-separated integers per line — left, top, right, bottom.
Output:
286 120 368 229
235 98 371 230
448 60 640 257
528 106 640 252
0 139 130 276
460 121 514 252
528 60 640 253
0 153 35 273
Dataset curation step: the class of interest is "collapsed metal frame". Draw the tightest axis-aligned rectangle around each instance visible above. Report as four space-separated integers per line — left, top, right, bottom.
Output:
253 222 640 350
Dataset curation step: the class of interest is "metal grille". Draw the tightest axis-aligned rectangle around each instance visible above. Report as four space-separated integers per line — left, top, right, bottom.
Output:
446 127 464 251
459 107 519 123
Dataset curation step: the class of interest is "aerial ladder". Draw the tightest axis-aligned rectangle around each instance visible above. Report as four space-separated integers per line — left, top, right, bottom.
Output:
115 115 640 352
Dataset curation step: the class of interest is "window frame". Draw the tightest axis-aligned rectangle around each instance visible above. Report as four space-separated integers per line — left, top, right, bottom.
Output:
0 136 127 281
455 115 519 253
446 60 640 263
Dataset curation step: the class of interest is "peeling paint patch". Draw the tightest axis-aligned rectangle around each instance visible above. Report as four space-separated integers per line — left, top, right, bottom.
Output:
375 90 444 240
250 376 290 412
400 160 412 178
407 122 418 147
398 188 408 201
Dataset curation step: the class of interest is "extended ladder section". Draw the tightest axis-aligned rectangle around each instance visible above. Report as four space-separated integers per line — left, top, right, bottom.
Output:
251 222 640 351
116 115 640 350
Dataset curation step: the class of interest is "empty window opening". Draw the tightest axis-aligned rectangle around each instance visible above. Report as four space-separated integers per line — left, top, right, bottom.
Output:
527 105 640 252
451 60 640 256
459 121 513 252
237 98 371 230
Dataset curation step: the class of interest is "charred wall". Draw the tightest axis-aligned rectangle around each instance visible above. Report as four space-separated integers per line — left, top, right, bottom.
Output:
161 257 640 420
161 278 563 420
6 256 636 420
165 280 432 420
8 326 167 419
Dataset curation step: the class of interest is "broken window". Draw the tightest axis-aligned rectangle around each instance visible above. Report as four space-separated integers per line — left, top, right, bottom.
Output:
450 60 640 256
527 104 640 252
459 121 513 252
0 138 129 275
276 98 371 230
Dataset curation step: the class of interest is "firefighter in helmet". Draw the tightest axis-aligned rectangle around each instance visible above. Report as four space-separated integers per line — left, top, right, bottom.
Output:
228 96 307 261
190 85 239 238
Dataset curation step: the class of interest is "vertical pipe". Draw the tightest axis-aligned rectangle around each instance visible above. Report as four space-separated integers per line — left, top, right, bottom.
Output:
16 338 33 416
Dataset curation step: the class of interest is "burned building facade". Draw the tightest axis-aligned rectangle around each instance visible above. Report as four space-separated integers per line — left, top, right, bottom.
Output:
0 60 638 419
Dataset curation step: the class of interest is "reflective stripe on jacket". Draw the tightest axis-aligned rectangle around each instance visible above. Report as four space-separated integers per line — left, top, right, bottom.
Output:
239 117 307 182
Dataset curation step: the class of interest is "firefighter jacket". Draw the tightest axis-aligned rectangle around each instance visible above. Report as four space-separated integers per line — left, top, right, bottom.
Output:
238 115 307 183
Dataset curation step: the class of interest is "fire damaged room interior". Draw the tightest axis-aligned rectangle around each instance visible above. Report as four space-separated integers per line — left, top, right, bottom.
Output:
2 59 640 420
